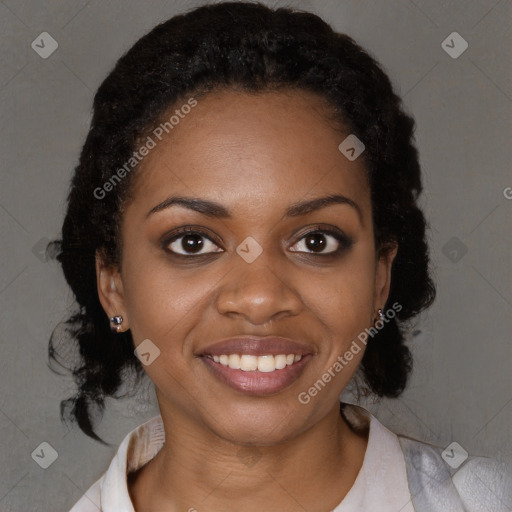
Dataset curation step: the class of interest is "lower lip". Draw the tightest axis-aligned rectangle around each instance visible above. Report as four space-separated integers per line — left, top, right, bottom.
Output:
200 355 312 396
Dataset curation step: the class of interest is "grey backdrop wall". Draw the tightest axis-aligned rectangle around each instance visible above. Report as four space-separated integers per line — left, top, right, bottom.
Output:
0 1 510 510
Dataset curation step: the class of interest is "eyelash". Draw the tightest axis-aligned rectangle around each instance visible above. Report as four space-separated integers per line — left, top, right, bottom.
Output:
161 225 353 259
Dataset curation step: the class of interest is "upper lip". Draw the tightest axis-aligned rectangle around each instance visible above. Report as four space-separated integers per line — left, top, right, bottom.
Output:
199 336 315 357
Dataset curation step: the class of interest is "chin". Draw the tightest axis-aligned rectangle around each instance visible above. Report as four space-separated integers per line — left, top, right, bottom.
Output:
207 400 311 446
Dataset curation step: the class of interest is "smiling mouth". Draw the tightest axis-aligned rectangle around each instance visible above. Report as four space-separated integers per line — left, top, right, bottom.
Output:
200 353 312 395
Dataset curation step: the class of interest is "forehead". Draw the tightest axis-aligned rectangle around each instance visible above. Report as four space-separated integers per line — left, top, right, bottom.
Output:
127 88 371 219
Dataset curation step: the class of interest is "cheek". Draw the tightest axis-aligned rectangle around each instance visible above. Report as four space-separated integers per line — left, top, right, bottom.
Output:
120 251 209 344
313 242 376 334
307 245 376 388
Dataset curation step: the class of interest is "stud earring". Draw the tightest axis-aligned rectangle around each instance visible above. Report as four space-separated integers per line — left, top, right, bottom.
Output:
110 315 123 333
374 308 385 327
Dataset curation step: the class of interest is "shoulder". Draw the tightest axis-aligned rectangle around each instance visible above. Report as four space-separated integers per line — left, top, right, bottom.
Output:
452 455 512 511
67 415 164 512
397 435 512 512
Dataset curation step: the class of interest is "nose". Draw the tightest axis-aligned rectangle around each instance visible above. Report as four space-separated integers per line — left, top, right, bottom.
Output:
215 246 303 325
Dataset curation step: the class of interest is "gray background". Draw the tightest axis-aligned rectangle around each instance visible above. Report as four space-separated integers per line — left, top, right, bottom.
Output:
0 0 510 510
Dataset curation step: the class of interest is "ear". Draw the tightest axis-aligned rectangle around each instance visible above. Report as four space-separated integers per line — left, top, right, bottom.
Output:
95 251 129 331
374 244 398 312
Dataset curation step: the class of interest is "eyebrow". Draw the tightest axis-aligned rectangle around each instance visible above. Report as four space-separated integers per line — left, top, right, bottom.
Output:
146 193 363 222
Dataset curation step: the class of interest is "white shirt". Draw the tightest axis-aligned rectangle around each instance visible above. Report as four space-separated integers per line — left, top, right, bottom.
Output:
69 403 416 512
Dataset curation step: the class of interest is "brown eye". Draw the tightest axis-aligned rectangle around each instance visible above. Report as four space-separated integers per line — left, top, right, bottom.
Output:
289 229 353 255
164 228 224 256
304 232 329 253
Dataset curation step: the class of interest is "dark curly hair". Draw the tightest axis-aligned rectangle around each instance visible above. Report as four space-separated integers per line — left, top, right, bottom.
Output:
48 0 436 445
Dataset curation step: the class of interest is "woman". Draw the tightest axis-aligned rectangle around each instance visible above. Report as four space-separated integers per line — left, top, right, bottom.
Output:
49 2 511 511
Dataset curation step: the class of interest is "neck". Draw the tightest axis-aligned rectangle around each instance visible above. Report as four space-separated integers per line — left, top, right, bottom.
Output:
129 402 369 512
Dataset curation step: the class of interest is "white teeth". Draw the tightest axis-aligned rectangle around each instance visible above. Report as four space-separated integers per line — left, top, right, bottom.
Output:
240 354 258 371
275 354 287 369
228 354 241 369
211 353 303 372
257 355 275 373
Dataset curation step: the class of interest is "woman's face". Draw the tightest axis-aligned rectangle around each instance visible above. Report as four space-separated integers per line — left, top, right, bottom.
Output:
97 88 396 444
